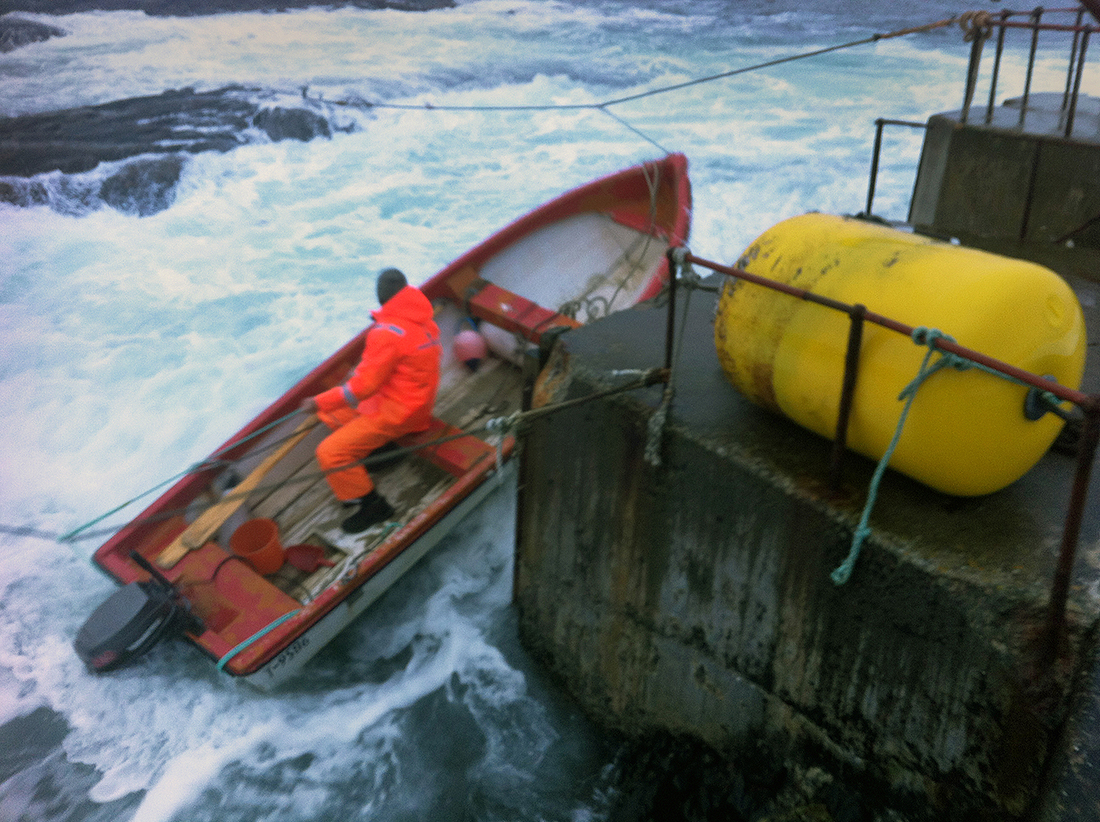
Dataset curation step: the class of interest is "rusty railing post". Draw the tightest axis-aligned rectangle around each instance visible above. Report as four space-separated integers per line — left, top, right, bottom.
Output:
865 120 885 216
986 11 1010 123
830 304 867 491
665 248 678 373
1045 404 1100 662
1065 27 1090 138
1063 8 1085 111
962 32 985 123
1020 6 1043 127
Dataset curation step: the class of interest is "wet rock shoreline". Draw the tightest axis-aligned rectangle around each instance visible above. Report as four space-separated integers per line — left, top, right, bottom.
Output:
0 0 447 214
0 85 340 176
1 3 453 55
0 85 348 214
0 16 64 51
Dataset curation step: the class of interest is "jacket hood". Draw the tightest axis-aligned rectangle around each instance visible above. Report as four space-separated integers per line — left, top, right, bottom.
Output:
373 285 434 326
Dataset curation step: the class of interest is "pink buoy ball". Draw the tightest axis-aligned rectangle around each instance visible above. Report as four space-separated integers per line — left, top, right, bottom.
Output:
454 328 489 370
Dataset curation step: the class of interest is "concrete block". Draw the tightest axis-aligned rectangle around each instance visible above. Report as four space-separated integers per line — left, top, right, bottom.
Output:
1027 141 1100 245
908 96 1100 248
514 286 1096 820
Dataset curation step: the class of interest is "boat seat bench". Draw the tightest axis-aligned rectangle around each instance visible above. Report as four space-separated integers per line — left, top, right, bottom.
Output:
396 417 496 477
443 265 580 342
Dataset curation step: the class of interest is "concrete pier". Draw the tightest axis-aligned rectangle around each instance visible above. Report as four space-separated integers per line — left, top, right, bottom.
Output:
910 93 1100 249
513 262 1100 820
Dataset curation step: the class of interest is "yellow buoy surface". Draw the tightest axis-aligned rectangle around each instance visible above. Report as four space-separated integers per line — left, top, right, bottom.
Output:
714 213 1086 496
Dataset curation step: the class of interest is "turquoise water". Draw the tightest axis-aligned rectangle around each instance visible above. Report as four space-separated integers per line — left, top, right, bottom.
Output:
0 2 1093 819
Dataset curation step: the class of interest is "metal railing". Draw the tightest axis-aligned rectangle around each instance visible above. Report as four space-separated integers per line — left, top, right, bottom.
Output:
864 6 1099 222
959 6 1098 137
665 247 1099 663
863 117 927 219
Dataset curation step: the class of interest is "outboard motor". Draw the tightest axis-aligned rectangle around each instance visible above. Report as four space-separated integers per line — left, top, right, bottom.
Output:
74 552 202 673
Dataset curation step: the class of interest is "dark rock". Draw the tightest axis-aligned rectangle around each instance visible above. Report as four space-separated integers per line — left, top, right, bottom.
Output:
0 85 343 177
607 733 756 822
0 16 65 52
0 85 346 215
98 153 184 215
253 106 331 142
52 175 103 215
0 86 251 176
0 174 105 215
0 707 71 784
0 177 49 207
0 0 454 16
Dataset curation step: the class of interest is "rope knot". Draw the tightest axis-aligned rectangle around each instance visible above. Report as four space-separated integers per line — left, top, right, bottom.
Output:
485 412 520 434
645 387 674 467
672 247 702 290
908 326 970 381
834 325 968 586
911 326 958 348
959 10 994 42
484 412 521 478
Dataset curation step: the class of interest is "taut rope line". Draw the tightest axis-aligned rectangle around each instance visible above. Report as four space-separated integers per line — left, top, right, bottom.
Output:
325 18 958 113
308 16 960 151
3 369 668 547
56 408 318 545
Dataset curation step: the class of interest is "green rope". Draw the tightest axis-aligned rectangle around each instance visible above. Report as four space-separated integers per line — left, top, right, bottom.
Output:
58 463 218 545
216 608 301 672
59 408 308 544
831 328 970 585
30 371 668 547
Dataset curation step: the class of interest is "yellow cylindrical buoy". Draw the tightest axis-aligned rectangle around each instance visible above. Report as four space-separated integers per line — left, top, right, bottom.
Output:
714 213 1086 496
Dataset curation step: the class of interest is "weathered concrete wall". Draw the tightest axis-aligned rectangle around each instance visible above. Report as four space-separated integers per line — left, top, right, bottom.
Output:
514 288 1098 820
910 93 1100 249
1035 636 1100 822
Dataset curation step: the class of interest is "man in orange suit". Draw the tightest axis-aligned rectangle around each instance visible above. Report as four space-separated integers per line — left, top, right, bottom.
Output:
303 268 441 533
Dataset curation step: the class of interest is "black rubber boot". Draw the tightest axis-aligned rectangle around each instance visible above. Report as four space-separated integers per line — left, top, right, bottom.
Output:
367 440 404 471
341 491 395 534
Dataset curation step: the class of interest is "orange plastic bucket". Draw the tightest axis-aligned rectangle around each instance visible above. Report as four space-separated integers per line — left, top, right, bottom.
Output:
229 518 284 575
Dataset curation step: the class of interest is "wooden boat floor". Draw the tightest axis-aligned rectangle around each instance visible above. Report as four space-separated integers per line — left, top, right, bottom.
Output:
240 354 525 604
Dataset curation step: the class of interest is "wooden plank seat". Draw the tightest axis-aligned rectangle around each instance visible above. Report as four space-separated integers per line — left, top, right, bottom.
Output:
443 266 580 343
396 416 496 477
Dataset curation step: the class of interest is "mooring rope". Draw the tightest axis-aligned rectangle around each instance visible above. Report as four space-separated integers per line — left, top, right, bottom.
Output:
829 322 1079 584
3 368 668 548
830 328 972 585
54 408 315 545
307 15 960 153
215 608 301 672
645 248 702 467
330 19 958 114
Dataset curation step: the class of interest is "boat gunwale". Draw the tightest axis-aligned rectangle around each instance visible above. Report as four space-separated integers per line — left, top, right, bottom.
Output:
87 152 691 679
207 437 514 676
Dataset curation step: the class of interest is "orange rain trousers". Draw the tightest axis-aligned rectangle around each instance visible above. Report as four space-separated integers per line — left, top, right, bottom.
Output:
315 405 410 501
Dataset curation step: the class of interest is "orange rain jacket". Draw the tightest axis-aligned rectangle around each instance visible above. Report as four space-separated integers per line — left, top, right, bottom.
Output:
314 285 442 430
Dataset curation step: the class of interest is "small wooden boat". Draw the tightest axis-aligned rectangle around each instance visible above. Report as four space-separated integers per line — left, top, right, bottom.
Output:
75 153 691 689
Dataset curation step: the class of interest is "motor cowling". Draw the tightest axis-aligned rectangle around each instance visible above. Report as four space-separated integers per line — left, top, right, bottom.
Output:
74 578 200 673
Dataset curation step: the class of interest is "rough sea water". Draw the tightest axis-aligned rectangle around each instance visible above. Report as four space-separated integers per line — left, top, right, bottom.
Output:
1 1 1095 820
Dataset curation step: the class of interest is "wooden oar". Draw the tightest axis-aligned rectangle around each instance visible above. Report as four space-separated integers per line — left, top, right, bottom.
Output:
156 416 317 569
